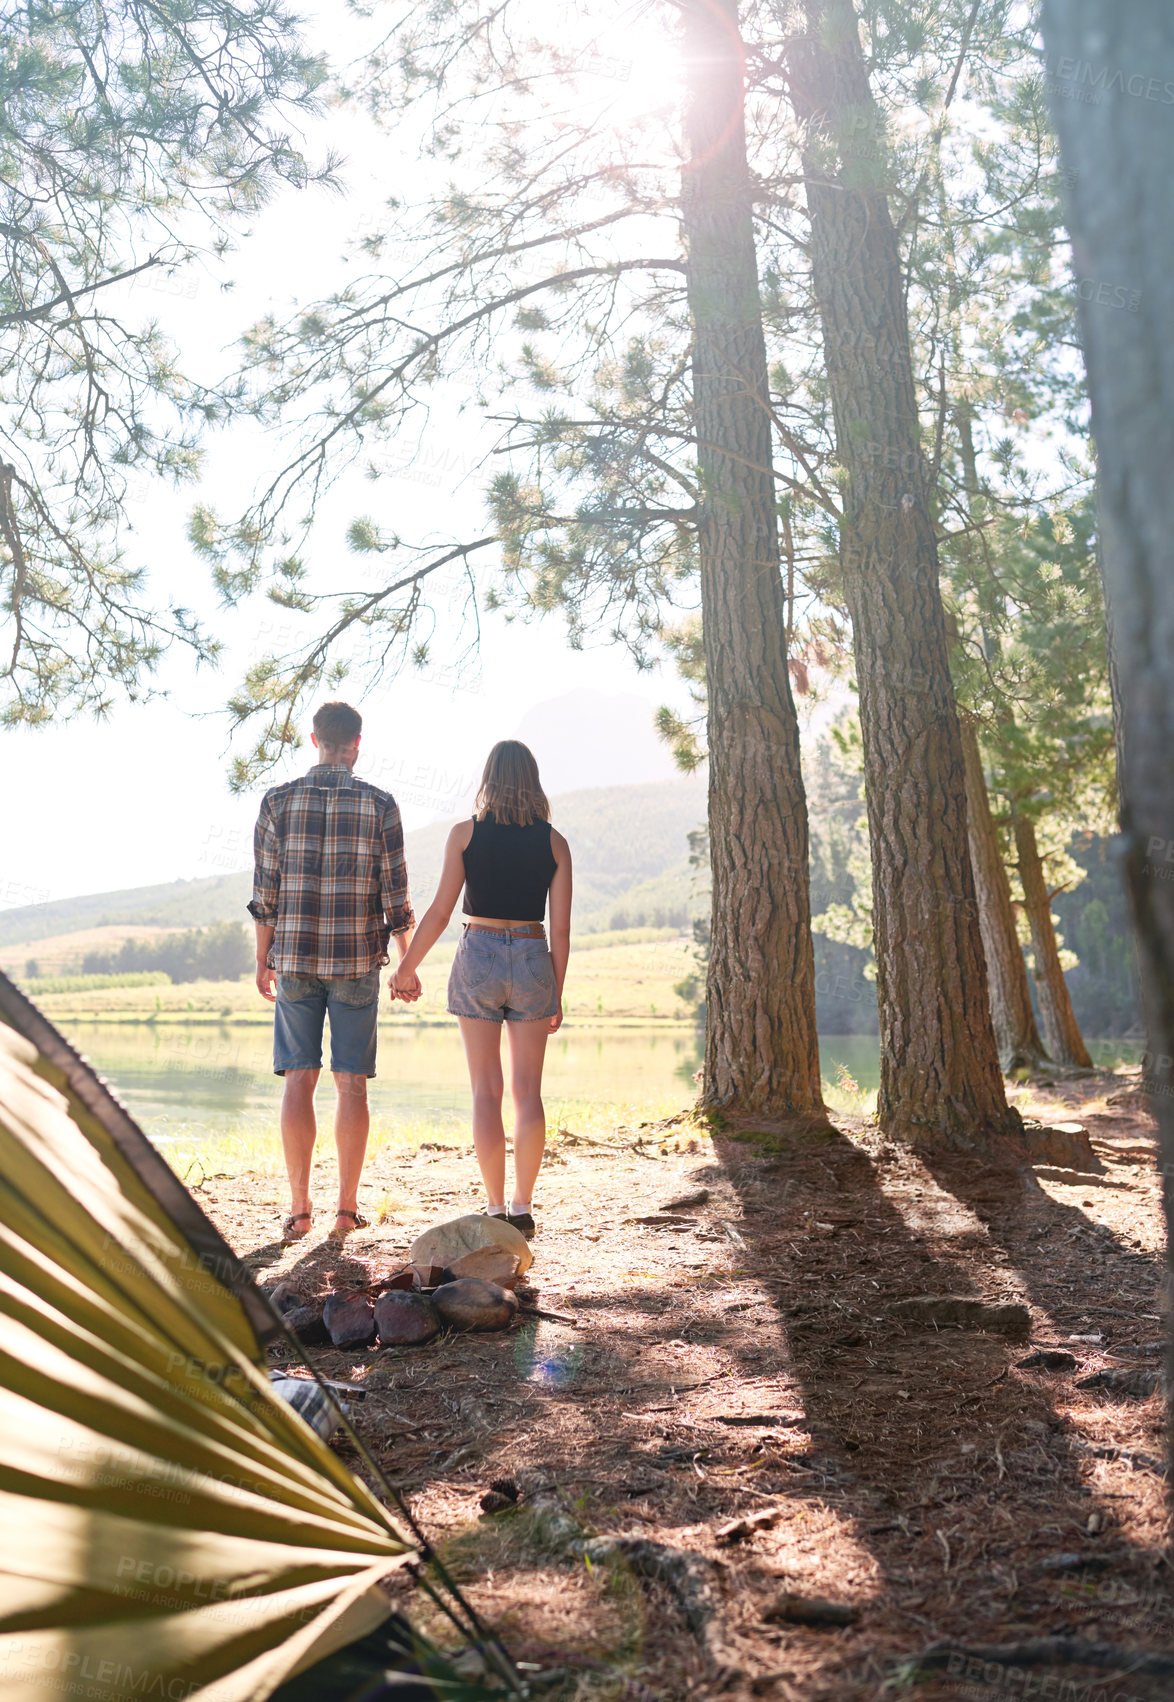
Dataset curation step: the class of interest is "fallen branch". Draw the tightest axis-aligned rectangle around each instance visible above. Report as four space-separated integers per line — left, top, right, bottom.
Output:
915 1639 1174 1678
517 1304 580 1326
554 1127 663 1157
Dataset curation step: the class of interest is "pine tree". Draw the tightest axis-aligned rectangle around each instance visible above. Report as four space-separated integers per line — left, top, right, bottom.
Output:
196 0 830 1128
0 0 331 722
1038 0 1174 1479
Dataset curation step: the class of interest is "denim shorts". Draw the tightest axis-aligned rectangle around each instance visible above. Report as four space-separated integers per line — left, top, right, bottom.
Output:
273 969 381 1076
447 928 559 1024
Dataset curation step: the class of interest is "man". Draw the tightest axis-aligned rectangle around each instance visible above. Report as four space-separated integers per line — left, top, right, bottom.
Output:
248 701 415 1241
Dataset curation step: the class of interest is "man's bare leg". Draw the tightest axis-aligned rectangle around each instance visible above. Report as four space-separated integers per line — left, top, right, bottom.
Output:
332 1071 370 1234
281 1068 320 1233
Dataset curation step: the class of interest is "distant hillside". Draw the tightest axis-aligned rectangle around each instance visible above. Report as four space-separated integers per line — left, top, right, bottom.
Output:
0 776 707 957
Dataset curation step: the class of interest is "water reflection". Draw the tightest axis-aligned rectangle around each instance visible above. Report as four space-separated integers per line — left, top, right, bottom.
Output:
57 1020 1138 1149
66 1021 708 1143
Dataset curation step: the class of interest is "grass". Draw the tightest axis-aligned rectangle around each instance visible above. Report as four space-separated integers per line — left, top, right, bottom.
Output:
25 936 700 1027
20 970 173 995
164 1091 701 1185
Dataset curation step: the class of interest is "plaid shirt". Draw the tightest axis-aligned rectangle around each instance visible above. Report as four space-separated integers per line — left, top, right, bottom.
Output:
247 765 414 978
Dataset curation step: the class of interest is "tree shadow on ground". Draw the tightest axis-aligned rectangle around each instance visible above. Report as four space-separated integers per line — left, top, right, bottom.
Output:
223 1127 1171 1699
707 1123 1171 1692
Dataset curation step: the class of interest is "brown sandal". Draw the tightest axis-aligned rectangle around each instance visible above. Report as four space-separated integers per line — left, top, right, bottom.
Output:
329 1209 368 1240
281 1211 312 1243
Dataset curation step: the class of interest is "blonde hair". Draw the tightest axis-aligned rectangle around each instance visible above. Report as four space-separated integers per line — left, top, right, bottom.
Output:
475 740 550 827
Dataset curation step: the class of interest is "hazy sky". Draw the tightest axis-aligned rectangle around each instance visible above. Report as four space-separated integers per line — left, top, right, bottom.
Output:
4 3 699 907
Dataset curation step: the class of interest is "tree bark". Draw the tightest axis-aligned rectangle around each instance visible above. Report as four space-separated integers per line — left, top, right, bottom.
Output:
787 0 1021 1151
680 0 828 1131
960 721 1050 1072
1096 500 1130 823
1039 0 1174 1488
1011 809 1093 1069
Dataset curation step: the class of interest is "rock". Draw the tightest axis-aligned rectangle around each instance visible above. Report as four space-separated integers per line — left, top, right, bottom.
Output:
1076 1367 1163 1399
285 1303 329 1346
1017 1348 1078 1371
762 1594 858 1628
412 1262 447 1288
1025 1122 1104 1174
888 1295 1031 1338
372 1265 418 1293
322 1290 376 1349
442 1246 522 1288
432 1277 519 1331
265 1280 304 1315
374 1290 440 1346
409 1213 533 1275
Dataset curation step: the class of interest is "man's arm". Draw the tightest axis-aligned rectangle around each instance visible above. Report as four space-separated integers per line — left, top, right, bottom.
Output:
253 922 276 1002
377 792 416 970
247 796 280 1002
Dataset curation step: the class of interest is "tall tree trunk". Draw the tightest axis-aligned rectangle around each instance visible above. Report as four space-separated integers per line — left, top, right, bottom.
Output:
787 0 1021 1151
1011 810 1093 1069
1097 501 1130 822
680 0 828 1131
1040 0 1174 1486
960 721 1050 1072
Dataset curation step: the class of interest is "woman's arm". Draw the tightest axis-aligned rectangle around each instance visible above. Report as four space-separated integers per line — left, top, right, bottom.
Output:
390 822 472 996
547 829 572 1033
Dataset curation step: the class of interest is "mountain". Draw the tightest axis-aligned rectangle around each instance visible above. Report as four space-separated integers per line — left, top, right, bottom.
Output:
0 776 707 961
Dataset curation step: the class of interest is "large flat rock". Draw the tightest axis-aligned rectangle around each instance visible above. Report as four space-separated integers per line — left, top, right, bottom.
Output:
409 1213 533 1274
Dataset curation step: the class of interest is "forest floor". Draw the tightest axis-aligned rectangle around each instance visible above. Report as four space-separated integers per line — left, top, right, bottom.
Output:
199 1065 1172 1702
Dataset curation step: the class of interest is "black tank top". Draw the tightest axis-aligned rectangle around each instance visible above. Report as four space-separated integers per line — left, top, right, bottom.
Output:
461 815 557 921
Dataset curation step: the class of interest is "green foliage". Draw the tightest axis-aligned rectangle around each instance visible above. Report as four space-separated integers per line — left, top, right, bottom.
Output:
81 921 250 983
1053 836 1141 1038
20 971 172 995
0 0 331 723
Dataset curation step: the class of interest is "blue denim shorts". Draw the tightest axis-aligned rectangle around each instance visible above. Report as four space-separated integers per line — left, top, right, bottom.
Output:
447 927 559 1024
273 970 381 1076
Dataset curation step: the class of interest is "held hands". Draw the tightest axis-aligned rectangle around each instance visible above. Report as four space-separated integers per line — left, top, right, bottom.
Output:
390 965 422 1003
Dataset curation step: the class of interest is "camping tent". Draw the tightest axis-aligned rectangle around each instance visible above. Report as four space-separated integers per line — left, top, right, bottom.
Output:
0 970 418 1702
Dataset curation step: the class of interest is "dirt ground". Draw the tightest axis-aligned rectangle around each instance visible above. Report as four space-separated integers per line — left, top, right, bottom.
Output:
199 1067 1172 1702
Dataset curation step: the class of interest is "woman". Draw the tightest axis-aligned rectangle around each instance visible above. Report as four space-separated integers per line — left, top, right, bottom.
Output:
390 740 571 1238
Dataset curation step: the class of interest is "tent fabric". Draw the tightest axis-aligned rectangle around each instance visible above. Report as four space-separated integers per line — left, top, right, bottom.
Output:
0 972 414 1702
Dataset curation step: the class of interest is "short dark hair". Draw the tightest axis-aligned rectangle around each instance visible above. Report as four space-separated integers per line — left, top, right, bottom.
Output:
312 701 362 747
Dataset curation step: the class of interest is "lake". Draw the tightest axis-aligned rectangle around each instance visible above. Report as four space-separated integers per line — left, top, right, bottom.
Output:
61 1020 1143 1149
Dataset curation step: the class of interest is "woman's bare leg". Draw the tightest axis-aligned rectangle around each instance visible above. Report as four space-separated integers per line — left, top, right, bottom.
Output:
458 1016 507 1210
506 1017 550 1209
